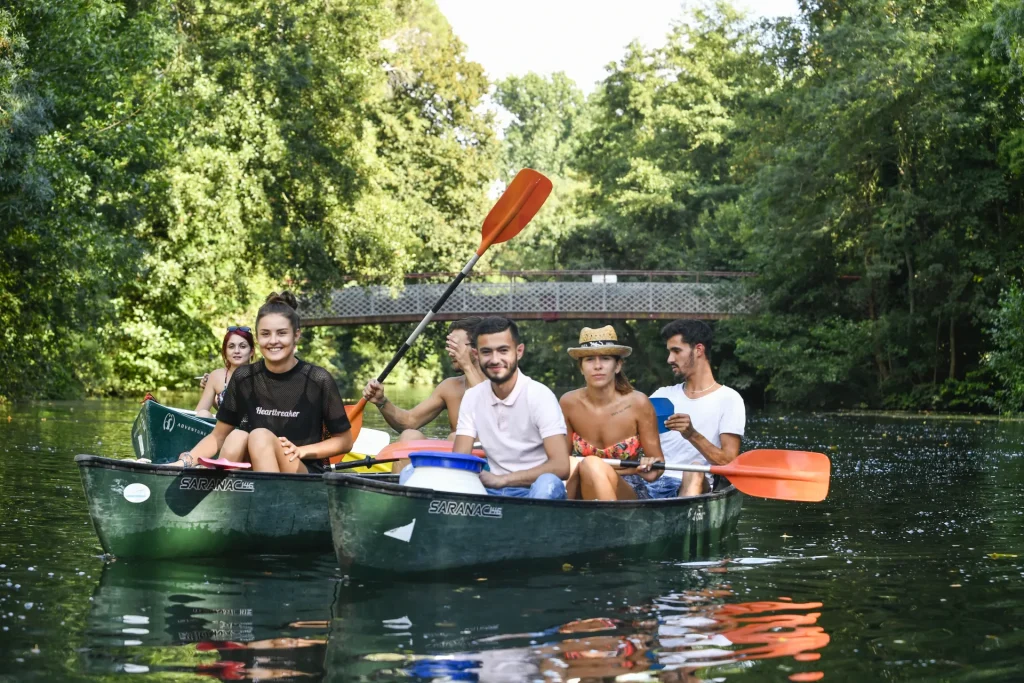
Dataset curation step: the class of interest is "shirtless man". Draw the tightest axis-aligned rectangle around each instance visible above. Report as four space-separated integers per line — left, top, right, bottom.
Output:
361 317 485 442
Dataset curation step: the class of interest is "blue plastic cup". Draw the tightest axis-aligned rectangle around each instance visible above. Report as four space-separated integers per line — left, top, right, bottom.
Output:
650 398 674 434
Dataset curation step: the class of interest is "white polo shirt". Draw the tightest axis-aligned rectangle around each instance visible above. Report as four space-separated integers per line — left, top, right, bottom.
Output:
455 370 567 476
651 383 746 479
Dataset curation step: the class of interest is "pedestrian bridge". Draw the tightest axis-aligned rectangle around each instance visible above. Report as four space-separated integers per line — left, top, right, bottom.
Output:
300 270 758 327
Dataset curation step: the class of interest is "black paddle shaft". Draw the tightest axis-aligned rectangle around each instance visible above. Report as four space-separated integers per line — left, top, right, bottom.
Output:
611 460 667 470
375 261 477 382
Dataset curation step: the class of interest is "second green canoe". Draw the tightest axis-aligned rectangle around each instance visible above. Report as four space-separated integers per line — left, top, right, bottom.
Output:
325 474 743 574
131 399 215 464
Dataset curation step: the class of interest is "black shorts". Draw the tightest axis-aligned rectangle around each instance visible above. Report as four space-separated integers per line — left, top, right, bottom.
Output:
304 458 330 474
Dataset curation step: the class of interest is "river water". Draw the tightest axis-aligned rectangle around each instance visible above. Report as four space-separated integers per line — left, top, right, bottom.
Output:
1 393 1023 682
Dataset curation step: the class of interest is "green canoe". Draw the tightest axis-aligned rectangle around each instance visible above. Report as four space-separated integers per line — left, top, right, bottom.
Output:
76 454 390 559
131 399 215 464
325 474 743 574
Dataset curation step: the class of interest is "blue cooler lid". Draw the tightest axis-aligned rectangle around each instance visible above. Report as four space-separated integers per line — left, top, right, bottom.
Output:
408 451 486 473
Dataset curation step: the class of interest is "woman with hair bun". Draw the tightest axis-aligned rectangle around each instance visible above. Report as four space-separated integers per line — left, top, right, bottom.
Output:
165 291 354 473
195 326 255 418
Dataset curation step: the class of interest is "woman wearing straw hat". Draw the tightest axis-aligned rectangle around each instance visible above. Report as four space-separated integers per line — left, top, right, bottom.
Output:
560 326 676 500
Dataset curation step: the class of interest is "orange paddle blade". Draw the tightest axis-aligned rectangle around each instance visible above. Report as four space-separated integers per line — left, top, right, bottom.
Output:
345 400 366 440
711 449 831 503
328 402 367 465
478 169 552 254
377 439 486 460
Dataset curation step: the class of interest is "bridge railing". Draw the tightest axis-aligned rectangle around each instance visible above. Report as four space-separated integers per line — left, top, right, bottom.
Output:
300 271 759 326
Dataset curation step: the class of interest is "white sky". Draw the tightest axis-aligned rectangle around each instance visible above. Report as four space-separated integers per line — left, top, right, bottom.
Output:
435 0 801 93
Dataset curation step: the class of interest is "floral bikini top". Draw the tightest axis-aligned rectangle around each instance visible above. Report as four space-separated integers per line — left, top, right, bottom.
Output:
572 432 645 461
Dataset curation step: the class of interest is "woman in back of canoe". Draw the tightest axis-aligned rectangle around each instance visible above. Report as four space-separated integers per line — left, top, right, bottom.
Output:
194 326 256 418
559 326 671 501
165 292 353 473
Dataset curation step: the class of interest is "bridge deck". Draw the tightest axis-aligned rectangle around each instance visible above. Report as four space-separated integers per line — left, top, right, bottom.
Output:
301 275 757 326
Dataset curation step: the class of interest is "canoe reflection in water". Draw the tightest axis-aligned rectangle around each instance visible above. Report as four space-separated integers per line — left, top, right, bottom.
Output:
192 635 327 681
346 586 829 682
82 559 334 681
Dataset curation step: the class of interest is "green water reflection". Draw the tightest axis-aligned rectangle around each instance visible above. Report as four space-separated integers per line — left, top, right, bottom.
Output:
2 394 1024 681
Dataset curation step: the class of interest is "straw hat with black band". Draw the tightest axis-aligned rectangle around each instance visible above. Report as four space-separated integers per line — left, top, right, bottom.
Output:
567 325 633 359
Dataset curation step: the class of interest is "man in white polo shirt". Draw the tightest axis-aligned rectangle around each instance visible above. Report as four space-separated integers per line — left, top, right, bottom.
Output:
651 320 746 497
452 317 570 499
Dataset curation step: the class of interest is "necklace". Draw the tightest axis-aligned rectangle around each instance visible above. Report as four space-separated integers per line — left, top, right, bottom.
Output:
685 381 718 397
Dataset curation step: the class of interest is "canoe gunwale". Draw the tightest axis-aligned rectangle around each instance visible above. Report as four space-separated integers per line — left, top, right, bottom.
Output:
75 454 393 483
322 472 738 509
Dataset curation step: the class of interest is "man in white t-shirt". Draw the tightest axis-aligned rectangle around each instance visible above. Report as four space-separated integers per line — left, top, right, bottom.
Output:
651 320 746 497
452 317 570 499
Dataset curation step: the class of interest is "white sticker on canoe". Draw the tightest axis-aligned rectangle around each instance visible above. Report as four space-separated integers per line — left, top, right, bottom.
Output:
383 519 415 543
136 434 145 455
123 483 151 504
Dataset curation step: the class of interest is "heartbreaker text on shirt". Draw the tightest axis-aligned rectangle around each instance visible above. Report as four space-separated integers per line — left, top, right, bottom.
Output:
255 407 300 418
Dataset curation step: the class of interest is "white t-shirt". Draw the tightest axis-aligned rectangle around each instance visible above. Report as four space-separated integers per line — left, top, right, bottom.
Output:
455 370 567 476
650 383 746 479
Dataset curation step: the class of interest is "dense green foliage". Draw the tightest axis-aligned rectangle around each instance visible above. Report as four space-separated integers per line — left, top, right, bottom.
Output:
6 0 1024 412
1 0 496 399
507 0 1024 411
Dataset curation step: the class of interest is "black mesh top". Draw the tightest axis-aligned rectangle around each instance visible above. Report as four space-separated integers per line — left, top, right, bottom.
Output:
217 359 351 446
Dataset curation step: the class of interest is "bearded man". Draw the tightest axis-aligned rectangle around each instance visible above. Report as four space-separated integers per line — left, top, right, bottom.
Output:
449 316 569 499
651 320 746 496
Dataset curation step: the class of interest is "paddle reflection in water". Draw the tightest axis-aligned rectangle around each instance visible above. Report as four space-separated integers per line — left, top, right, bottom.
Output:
325 563 828 682
81 556 335 680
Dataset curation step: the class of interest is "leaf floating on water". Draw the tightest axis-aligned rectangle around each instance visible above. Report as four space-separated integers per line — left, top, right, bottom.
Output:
562 563 574 572
788 674 824 682
950 584 962 588
987 553 1018 559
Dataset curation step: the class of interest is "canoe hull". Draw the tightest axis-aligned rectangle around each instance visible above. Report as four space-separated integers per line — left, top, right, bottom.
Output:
325 475 743 574
131 400 214 464
129 399 393 472
76 455 385 559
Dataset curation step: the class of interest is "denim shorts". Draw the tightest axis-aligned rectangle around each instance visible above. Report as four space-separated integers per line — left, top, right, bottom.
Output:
639 476 682 499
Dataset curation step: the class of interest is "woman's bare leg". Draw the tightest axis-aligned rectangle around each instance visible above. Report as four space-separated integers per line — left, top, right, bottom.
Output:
247 428 309 473
219 430 249 462
565 456 583 499
578 456 638 501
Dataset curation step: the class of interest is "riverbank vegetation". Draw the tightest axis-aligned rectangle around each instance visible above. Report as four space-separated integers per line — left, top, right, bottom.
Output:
4 0 1024 412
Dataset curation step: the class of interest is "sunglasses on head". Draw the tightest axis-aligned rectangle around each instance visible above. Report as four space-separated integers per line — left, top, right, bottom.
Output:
227 325 251 333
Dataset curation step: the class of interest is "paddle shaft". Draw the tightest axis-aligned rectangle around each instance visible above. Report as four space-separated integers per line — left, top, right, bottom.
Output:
349 184 537 418
328 456 399 472
375 250 482 382
602 459 824 483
